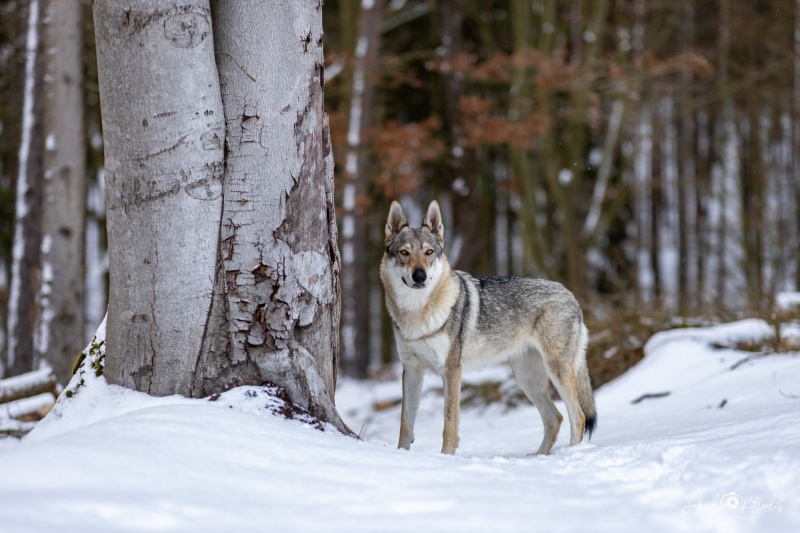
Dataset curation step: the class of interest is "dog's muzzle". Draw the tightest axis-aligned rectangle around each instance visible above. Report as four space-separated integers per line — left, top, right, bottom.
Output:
410 268 427 288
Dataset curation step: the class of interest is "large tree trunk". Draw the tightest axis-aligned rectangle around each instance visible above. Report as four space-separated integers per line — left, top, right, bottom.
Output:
5 0 43 379
93 0 349 433
94 0 226 395
209 0 348 431
34 0 86 384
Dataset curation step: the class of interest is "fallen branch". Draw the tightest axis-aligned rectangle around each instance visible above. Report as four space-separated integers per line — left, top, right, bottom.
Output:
631 391 671 404
729 354 763 371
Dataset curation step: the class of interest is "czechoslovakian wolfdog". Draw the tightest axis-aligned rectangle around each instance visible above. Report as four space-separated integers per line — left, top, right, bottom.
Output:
380 200 596 455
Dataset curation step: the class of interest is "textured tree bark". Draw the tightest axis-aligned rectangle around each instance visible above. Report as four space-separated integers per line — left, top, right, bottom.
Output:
210 0 350 433
34 0 86 384
5 0 43 379
94 0 226 395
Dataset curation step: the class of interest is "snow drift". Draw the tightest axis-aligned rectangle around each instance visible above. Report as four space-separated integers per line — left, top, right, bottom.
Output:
0 318 798 532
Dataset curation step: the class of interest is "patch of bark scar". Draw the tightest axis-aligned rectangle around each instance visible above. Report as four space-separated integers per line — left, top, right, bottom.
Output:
301 30 312 53
131 132 190 161
221 217 242 261
148 233 159 394
215 51 256 82
191 197 228 392
118 4 209 35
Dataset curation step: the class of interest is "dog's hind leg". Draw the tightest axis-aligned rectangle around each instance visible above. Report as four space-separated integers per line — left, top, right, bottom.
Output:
536 318 588 446
398 362 425 450
542 354 586 446
510 349 563 455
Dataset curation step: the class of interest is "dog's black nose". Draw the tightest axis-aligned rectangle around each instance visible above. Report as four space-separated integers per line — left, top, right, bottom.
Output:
412 268 427 284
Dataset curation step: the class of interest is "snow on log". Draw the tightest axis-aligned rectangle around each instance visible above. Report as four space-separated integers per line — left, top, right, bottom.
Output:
0 367 58 405
0 393 55 420
0 420 38 438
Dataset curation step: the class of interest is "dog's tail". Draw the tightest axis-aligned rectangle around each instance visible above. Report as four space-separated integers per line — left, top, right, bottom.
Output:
576 324 597 440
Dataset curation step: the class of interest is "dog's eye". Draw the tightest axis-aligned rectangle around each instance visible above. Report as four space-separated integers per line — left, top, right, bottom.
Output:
425 249 434 256
399 250 409 256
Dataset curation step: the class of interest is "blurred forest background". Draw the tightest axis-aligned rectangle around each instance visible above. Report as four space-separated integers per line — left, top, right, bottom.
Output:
0 0 798 387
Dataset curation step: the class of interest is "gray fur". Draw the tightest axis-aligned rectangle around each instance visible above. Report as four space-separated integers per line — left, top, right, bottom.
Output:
381 200 597 455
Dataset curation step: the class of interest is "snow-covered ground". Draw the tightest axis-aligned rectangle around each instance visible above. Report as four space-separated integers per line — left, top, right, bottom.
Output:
0 318 798 532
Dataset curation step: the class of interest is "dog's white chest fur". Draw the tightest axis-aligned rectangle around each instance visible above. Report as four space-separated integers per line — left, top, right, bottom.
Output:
401 332 450 374
391 295 453 374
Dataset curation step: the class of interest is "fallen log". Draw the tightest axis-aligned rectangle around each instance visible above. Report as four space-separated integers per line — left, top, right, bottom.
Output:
0 393 56 420
0 419 38 438
0 367 59 405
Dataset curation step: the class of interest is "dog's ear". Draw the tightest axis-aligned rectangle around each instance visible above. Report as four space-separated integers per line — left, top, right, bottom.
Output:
423 200 444 244
385 201 408 240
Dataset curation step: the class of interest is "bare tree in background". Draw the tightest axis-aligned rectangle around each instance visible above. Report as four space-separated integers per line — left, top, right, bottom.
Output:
3 0 87 384
4 0 42 379
339 0 384 378
34 0 85 383
438 0 482 275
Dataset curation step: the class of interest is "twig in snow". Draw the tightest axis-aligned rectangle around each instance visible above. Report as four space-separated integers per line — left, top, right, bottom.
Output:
779 390 800 400
730 354 763 371
631 391 670 404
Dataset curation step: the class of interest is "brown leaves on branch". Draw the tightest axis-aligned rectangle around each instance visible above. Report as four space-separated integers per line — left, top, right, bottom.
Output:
427 49 581 88
371 116 443 198
329 44 715 209
458 96 547 150
646 52 714 79
382 54 426 90
427 48 713 99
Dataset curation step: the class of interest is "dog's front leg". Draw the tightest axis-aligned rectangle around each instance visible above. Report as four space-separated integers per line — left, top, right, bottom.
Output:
441 356 462 455
398 362 425 450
